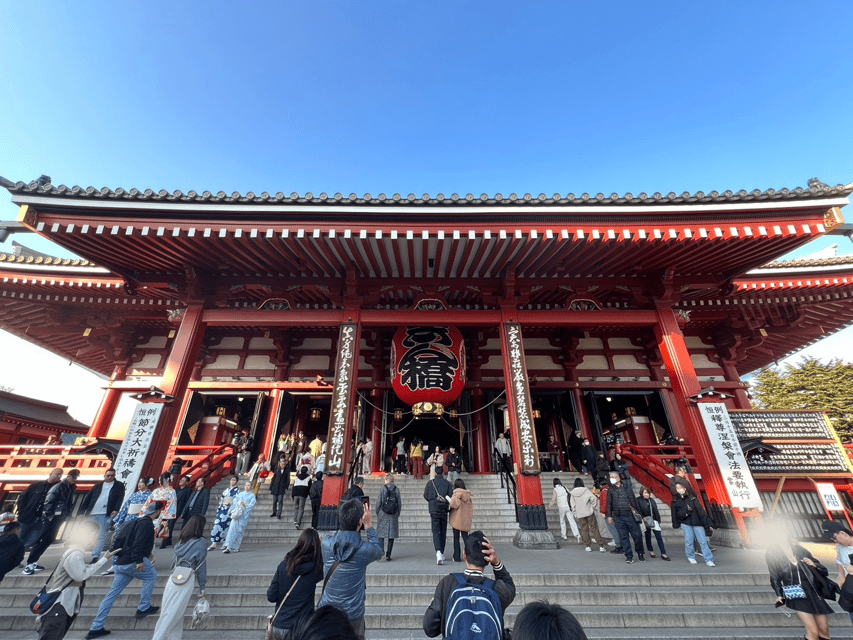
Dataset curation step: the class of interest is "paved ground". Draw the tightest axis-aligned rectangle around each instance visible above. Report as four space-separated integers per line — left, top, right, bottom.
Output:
3 537 838 640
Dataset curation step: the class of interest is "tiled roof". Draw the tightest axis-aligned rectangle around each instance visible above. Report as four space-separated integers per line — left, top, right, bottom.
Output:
2 176 850 207
0 390 88 432
757 255 853 269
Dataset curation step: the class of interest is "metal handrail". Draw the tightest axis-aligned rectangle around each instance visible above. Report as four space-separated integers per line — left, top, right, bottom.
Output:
493 448 519 522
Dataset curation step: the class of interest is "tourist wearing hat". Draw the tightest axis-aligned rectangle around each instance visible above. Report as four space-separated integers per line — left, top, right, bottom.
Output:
823 519 853 625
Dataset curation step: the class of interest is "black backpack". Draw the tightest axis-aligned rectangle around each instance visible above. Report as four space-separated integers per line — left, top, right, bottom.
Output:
381 487 399 515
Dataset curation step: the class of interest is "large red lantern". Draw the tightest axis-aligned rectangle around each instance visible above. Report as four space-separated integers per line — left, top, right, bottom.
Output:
391 326 466 414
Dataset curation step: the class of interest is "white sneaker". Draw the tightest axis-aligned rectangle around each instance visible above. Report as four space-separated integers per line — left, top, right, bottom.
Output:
436 551 443 565
585 546 592 552
599 547 606 553
576 535 582 544
561 535 568 540
688 557 697 564
207 542 216 551
706 561 715 567
607 541 616 547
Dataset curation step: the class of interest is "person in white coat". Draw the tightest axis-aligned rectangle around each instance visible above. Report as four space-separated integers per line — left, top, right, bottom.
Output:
548 478 580 543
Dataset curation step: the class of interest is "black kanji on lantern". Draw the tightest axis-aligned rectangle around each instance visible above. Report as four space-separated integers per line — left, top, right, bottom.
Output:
398 326 460 392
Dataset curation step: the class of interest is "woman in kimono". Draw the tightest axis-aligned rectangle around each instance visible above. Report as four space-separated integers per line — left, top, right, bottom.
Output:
222 481 257 553
208 475 240 550
113 477 152 530
245 454 270 495
143 472 177 540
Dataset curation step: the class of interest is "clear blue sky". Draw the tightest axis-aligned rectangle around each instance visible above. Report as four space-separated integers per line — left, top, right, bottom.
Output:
2 1 853 419
2 2 852 223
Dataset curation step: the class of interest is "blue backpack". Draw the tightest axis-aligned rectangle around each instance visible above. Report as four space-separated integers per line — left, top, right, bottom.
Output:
444 573 504 640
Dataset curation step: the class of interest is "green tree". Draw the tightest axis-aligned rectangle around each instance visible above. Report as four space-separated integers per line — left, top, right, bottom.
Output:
750 357 853 441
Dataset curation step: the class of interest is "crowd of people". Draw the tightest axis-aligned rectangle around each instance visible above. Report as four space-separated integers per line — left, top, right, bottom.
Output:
6 431 853 640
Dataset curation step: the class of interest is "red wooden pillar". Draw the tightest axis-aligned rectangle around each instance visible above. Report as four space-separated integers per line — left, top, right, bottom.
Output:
368 389 383 473
142 305 206 479
499 313 556 548
261 388 284 461
721 360 752 409
471 389 491 473
653 306 732 512
89 363 128 439
319 319 362 529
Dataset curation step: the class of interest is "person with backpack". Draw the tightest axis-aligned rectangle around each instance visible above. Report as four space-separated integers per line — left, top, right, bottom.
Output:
34 520 118 640
424 466 452 565
376 474 401 561
423 530 516 640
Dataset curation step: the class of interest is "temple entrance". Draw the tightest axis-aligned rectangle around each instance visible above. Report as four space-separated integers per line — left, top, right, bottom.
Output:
178 391 268 450
583 391 673 452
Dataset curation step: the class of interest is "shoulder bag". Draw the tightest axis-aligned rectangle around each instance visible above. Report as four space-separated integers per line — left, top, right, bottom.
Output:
781 563 807 600
265 575 301 640
171 557 206 586
432 480 447 504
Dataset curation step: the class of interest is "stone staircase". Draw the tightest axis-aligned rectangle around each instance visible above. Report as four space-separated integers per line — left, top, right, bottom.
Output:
1 552 848 639
2 472 822 639
226 473 522 546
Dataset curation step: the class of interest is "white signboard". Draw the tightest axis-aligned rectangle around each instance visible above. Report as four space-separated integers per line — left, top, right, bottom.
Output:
697 403 762 510
113 403 163 493
815 482 845 512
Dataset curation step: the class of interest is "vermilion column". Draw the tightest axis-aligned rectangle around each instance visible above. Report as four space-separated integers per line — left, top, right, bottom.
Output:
89 363 128 439
499 312 556 548
653 306 731 510
261 388 284 460
142 305 206 479
471 389 491 473
368 389 383 473
721 360 752 409
319 319 362 530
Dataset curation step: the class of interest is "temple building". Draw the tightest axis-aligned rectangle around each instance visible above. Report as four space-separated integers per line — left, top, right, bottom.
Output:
1 175 851 544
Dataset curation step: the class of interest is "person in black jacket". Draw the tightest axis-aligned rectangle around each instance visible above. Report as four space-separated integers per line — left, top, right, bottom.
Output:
671 482 715 566
424 466 452 565
0 521 24 583
594 453 611 489
606 471 644 563
445 447 462 485
580 438 597 476
267 527 324 637
309 471 324 530
636 488 669 561
79 467 126 561
24 469 80 575
269 458 291 519
766 529 833 640
182 477 210 527
86 501 163 639
423 531 515 638
15 467 62 552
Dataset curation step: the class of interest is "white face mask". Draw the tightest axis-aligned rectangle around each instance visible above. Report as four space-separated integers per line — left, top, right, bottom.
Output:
677 490 686 496
609 478 618 485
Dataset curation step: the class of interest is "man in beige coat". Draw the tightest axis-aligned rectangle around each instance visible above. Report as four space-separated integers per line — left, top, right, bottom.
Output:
448 479 473 562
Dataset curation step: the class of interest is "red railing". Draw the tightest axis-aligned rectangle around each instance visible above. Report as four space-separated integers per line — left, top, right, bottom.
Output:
0 444 113 499
166 444 236 487
0 443 236 502
616 443 699 506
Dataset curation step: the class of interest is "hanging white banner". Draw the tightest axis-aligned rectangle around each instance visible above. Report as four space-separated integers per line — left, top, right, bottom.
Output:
697 403 762 510
113 403 164 494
